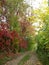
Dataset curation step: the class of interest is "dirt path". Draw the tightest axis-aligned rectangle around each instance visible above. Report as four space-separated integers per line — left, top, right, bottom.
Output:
5 52 30 65
23 52 42 65
5 51 42 65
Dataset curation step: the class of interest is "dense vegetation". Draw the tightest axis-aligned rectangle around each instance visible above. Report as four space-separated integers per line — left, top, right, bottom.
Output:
0 0 49 65
36 8 49 65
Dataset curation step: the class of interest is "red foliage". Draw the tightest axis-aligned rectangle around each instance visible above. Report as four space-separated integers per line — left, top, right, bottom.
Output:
6 40 11 45
0 23 18 52
0 23 28 52
19 38 27 49
0 23 9 30
10 30 19 39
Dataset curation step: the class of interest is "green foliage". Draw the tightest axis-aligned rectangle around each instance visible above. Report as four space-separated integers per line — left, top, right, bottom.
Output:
9 15 20 32
18 54 31 65
0 53 13 65
36 25 49 65
26 36 36 51
36 7 49 65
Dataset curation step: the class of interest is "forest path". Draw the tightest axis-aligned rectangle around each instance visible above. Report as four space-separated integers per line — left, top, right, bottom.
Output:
23 52 42 65
5 51 42 65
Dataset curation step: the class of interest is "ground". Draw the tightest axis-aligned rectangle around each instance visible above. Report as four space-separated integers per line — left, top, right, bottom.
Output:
5 51 42 65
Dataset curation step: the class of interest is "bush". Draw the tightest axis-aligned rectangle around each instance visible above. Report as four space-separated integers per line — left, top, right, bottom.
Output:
26 36 36 51
0 29 19 53
18 37 27 52
0 23 18 53
36 33 49 65
0 23 28 53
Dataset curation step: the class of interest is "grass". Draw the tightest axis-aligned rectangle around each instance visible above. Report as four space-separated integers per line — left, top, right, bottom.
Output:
37 50 49 65
0 52 17 65
18 54 31 65
0 56 12 65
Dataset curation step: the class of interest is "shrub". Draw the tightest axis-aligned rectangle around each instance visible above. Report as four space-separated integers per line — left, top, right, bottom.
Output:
0 23 18 53
0 23 28 53
36 33 49 65
19 37 27 52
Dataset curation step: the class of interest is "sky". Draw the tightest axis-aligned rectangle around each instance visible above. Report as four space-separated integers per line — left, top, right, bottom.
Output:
25 0 42 9
25 0 48 23
25 0 48 32
25 0 48 9
25 0 43 17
